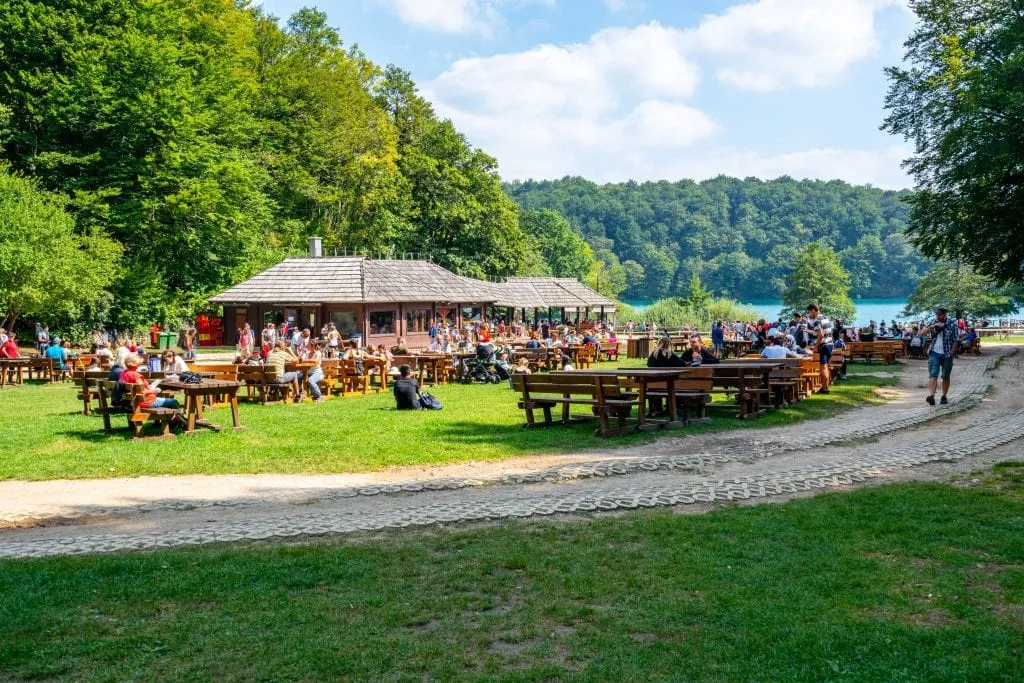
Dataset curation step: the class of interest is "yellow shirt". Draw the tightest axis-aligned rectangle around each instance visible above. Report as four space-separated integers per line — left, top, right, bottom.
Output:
265 349 292 378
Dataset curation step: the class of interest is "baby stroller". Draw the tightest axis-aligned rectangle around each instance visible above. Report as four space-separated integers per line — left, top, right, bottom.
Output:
459 344 503 384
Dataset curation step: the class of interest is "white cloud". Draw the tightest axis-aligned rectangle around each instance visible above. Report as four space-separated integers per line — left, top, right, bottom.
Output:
422 1 911 187
376 0 554 35
692 0 902 91
425 22 717 179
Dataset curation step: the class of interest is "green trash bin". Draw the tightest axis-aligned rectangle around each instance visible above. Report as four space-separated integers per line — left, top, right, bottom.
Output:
158 332 176 350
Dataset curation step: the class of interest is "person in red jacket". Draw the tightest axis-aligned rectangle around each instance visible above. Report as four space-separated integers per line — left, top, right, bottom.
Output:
0 333 20 358
119 355 179 409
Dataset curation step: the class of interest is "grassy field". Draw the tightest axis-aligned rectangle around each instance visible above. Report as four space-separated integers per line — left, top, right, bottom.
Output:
1 468 1020 680
0 362 897 480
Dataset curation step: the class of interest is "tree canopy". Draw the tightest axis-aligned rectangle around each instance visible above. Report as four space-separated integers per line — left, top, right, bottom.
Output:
504 176 927 302
0 0 529 328
0 168 119 331
782 242 857 322
883 0 1024 285
903 262 1022 320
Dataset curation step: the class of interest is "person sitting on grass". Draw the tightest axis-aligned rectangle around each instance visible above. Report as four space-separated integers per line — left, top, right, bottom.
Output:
265 340 302 402
761 335 801 359
393 364 420 410
119 354 179 410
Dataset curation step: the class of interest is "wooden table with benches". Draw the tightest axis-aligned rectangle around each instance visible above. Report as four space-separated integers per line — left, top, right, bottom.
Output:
159 379 244 434
710 360 786 419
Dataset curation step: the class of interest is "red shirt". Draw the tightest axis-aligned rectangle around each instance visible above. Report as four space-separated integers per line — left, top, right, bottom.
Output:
119 369 155 407
0 340 18 358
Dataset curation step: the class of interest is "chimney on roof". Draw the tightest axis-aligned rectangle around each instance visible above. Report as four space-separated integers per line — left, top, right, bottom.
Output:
308 236 323 258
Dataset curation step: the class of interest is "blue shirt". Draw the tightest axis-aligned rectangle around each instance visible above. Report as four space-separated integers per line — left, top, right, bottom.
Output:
45 345 67 368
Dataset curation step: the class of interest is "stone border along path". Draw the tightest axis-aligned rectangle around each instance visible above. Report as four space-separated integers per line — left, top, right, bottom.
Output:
0 350 1018 559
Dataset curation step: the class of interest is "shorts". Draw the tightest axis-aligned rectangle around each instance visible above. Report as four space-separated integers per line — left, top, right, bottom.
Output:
928 351 953 380
818 343 833 366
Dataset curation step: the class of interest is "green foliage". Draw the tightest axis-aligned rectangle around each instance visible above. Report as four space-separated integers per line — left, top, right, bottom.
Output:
904 262 1022 320
519 208 595 279
782 242 857 322
682 272 712 316
638 296 761 329
505 176 927 301
883 0 1024 285
0 1 531 328
0 169 119 329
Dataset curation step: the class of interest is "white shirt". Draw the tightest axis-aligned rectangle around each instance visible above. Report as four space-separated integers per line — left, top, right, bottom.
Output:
762 345 798 359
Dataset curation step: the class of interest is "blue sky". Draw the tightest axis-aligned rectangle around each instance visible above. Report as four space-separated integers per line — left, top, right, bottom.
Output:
258 0 917 189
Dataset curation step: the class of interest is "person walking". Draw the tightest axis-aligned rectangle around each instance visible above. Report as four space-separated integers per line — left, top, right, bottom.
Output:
926 306 959 405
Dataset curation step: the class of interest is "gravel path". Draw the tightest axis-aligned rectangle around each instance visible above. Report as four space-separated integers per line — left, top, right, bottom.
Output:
2 348 1021 559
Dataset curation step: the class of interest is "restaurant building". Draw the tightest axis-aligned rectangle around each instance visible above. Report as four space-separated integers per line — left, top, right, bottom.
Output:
209 239 616 347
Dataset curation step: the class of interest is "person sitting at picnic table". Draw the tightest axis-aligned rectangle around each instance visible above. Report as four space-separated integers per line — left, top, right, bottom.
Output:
647 336 684 367
95 342 113 361
582 329 598 346
512 357 532 375
265 340 303 402
391 337 409 355
1 333 20 358
303 340 326 403
564 329 580 345
119 354 179 410
393 364 420 410
524 332 543 349
761 335 801 359
159 350 189 375
678 335 720 366
44 337 68 369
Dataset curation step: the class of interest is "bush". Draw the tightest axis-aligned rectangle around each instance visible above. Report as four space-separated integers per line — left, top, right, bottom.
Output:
622 297 761 330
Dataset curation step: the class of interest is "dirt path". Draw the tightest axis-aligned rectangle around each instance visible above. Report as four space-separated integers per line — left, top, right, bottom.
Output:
2 348 1021 558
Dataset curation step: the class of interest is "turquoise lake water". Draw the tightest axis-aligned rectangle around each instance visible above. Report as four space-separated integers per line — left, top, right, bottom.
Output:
621 298 913 327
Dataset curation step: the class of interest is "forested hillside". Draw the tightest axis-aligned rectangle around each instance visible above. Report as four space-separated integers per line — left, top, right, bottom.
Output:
505 177 929 301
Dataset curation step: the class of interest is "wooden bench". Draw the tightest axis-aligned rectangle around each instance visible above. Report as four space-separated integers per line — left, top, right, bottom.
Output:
236 365 294 404
847 341 897 364
95 380 182 439
511 373 639 437
575 343 597 369
620 367 713 425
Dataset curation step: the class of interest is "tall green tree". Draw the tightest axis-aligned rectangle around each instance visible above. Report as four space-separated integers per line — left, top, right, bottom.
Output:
883 0 1024 284
782 242 856 321
681 272 712 317
518 208 594 279
0 169 119 330
903 262 1021 319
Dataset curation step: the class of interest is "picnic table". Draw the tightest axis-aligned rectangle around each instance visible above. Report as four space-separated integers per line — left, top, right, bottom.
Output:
720 339 752 359
159 379 244 434
558 367 703 431
711 360 786 419
0 358 33 387
392 354 448 386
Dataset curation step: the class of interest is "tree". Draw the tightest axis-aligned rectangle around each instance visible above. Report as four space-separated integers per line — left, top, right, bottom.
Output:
0 169 119 330
681 273 712 316
782 242 856 321
903 262 1021 319
519 208 594 279
585 250 627 299
882 0 1024 285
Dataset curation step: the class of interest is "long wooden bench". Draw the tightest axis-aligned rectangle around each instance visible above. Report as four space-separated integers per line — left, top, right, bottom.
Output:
511 373 639 437
847 341 897 364
236 365 294 404
95 380 182 439
620 367 714 425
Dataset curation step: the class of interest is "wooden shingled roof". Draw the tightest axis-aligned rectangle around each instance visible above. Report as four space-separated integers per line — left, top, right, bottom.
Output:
208 257 616 311
209 257 498 305
498 277 617 311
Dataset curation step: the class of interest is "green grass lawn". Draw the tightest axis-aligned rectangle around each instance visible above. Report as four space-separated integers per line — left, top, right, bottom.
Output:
1 471 1020 681
0 362 898 481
